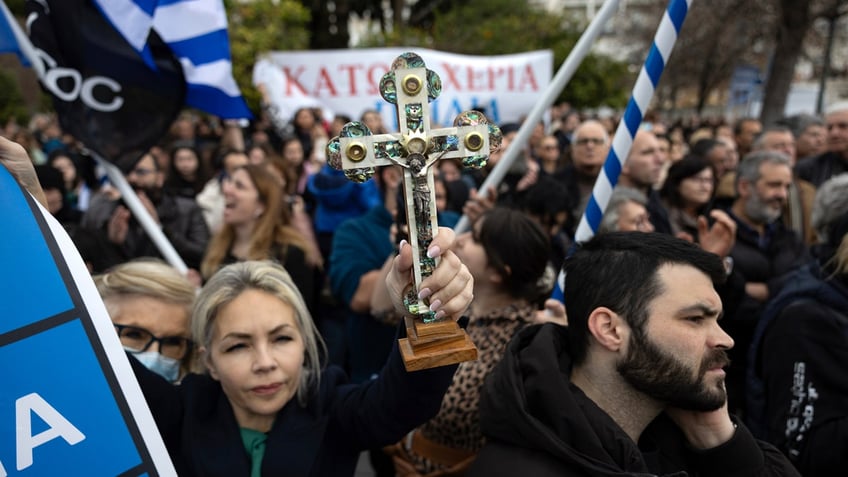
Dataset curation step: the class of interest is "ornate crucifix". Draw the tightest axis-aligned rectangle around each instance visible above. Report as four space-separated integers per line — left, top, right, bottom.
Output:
327 52 502 370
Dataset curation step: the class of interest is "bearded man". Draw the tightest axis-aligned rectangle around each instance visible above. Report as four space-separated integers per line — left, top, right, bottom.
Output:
470 232 798 476
719 150 811 417
81 151 210 270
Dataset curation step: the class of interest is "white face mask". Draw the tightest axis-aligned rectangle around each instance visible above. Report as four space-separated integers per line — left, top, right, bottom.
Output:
128 348 181 382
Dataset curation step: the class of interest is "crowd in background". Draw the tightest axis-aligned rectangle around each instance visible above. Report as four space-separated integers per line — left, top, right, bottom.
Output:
2 96 848 477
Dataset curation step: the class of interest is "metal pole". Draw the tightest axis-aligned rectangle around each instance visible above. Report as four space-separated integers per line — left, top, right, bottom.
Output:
554 0 693 302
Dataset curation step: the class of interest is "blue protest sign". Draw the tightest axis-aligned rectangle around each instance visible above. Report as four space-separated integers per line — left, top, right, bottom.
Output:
0 166 175 476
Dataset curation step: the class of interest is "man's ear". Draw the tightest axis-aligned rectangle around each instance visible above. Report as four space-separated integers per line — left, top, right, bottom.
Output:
586 307 627 352
200 347 219 381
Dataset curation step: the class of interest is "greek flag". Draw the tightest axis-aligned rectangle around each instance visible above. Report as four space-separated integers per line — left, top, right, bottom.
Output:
93 0 251 119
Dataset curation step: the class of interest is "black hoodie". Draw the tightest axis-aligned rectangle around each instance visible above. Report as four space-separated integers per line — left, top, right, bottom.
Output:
470 324 799 477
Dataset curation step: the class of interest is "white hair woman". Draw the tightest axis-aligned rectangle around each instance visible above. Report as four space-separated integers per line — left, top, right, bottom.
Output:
95 259 196 382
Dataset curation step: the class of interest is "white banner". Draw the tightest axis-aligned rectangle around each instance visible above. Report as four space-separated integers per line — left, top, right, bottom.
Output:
253 47 553 130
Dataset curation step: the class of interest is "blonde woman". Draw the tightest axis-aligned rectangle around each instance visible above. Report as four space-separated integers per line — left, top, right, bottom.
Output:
131 225 472 476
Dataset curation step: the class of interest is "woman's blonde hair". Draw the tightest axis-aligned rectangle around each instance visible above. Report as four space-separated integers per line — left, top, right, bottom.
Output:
192 260 326 406
94 259 196 367
94 259 195 318
201 164 313 279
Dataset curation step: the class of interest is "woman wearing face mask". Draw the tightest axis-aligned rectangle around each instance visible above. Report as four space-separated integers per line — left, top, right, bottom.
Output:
129 224 472 477
95 259 196 382
201 164 319 311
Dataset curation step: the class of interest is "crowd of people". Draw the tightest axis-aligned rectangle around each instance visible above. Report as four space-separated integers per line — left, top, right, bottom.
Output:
2 95 847 477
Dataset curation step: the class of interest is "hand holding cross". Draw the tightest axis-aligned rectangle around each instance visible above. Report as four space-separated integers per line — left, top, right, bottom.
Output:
327 52 502 370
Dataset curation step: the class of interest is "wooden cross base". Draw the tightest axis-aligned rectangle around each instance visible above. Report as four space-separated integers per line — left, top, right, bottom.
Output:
398 316 478 371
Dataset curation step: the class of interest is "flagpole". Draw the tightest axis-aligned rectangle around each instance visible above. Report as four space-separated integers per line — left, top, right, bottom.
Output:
453 0 621 234
95 156 189 274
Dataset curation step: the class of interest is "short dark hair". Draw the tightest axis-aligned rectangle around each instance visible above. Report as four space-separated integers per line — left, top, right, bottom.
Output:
563 232 725 365
733 117 760 136
690 138 723 158
35 164 65 193
521 175 573 234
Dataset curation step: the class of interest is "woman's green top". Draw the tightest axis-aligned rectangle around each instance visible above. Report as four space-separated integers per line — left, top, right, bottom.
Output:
240 427 267 477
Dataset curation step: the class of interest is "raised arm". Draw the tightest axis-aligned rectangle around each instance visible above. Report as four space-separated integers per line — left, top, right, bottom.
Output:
328 227 473 447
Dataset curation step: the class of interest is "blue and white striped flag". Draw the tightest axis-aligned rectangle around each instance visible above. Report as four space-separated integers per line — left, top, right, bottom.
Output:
93 0 252 119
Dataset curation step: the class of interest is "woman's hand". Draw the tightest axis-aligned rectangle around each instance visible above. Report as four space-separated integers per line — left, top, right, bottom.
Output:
386 227 473 322
0 136 47 208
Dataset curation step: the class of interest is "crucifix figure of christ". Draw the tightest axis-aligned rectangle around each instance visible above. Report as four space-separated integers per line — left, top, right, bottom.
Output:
327 52 502 370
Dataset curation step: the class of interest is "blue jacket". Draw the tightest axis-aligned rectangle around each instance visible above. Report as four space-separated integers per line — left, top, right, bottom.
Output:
307 165 380 234
329 205 396 382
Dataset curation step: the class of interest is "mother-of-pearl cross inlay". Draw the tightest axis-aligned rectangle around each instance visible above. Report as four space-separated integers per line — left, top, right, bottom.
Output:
327 52 502 323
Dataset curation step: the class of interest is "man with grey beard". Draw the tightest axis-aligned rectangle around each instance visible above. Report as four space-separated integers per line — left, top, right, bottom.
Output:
723 150 810 417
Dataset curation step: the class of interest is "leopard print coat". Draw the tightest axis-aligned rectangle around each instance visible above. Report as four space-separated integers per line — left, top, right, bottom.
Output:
406 302 537 474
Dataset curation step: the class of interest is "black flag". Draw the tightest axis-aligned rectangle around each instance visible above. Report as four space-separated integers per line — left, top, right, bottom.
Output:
26 0 185 169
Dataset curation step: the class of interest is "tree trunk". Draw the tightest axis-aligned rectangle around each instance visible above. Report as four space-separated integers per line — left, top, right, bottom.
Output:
759 0 812 125
335 0 351 47
392 0 405 34
308 0 351 49
696 42 719 115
